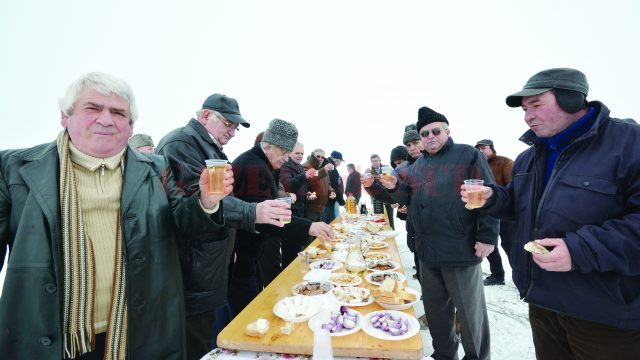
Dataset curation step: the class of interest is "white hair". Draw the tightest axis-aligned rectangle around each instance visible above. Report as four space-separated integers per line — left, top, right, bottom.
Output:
58 72 138 123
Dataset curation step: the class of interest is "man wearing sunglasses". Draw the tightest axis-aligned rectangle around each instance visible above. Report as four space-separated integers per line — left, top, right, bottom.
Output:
379 106 498 360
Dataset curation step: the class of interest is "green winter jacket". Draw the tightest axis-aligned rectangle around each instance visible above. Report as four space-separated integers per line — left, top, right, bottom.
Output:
0 141 225 359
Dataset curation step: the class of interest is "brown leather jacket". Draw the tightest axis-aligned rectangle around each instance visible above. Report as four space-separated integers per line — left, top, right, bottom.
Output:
487 153 514 186
302 156 333 214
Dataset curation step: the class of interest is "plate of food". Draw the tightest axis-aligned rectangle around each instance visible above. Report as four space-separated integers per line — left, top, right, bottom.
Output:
329 273 362 287
291 281 334 296
372 278 420 310
367 241 388 250
366 260 400 272
304 242 332 259
308 306 363 337
365 271 406 286
362 310 420 340
377 230 400 238
365 252 390 261
273 295 322 323
329 286 374 307
309 260 343 271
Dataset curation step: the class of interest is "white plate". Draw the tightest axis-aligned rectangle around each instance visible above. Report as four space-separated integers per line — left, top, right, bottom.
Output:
375 287 421 311
364 252 390 261
273 295 322 323
367 242 388 250
291 281 334 296
378 230 400 237
365 271 406 286
308 308 363 337
328 273 363 287
362 310 420 341
329 286 374 307
309 260 343 271
366 260 400 272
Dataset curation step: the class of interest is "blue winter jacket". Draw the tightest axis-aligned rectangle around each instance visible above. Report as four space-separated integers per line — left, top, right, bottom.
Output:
485 101 640 330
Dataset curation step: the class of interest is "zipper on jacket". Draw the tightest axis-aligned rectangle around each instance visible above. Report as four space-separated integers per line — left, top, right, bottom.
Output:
100 163 106 176
525 136 587 299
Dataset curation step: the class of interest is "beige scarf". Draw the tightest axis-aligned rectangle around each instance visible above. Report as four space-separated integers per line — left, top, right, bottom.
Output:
57 131 128 359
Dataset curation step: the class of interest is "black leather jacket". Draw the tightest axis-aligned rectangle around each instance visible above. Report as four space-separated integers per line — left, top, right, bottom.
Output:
157 119 257 314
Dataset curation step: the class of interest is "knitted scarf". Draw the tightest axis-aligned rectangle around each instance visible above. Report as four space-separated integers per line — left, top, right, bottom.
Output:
57 131 128 359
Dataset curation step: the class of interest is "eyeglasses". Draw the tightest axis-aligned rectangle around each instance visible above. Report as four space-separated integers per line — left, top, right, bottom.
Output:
420 128 442 137
220 118 239 132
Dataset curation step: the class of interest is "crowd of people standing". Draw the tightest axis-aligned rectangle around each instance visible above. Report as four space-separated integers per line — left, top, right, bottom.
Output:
1 67 639 360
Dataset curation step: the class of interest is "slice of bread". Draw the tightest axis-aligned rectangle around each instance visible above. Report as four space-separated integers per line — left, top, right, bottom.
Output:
524 241 550 254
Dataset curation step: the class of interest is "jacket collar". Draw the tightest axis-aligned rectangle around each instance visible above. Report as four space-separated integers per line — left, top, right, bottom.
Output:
188 118 222 151
251 144 275 174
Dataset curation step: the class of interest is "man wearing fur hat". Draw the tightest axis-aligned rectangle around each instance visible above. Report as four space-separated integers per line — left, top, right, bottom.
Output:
156 94 292 359
474 139 514 286
380 106 498 360
228 119 334 317
462 68 640 359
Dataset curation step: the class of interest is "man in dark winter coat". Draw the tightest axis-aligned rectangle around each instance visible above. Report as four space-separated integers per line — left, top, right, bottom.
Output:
156 94 291 359
345 163 361 203
381 106 498 360
323 150 346 223
475 139 514 286
462 68 640 359
280 141 316 266
0 72 233 359
229 119 334 317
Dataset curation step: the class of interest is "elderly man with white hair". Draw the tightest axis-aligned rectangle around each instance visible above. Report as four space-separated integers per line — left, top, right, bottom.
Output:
0 72 233 359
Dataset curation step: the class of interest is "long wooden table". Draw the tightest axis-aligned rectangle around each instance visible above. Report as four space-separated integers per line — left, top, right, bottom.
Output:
217 215 423 359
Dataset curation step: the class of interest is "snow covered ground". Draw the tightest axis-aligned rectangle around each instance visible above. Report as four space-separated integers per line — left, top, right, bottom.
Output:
394 217 537 359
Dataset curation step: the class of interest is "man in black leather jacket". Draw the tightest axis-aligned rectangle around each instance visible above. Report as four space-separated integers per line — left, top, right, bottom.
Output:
156 94 291 360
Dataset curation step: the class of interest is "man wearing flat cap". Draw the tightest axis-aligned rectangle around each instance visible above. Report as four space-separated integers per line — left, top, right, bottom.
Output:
461 68 640 359
378 107 498 360
228 118 334 317
156 94 292 359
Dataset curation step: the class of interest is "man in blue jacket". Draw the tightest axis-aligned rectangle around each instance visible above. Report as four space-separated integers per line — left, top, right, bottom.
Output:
461 68 640 359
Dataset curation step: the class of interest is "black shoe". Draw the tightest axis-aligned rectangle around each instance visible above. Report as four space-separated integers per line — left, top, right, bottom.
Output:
483 275 505 286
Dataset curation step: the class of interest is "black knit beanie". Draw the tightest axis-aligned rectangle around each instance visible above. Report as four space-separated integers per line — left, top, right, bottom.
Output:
416 106 448 132
390 146 409 168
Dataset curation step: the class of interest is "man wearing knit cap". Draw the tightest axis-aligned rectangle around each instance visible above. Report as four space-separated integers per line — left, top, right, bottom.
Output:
462 68 640 359
128 133 155 154
0 72 233 359
156 94 292 359
229 119 334 317
474 139 514 286
379 106 498 360
324 150 346 223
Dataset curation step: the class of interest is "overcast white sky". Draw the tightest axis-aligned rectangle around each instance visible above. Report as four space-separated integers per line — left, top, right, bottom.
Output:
1 0 639 171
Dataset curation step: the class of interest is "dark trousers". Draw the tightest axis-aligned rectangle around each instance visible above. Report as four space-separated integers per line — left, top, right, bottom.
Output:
76 332 105 359
529 304 640 360
323 203 337 223
385 204 395 230
257 234 282 287
186 310 217 360
486 220 514 279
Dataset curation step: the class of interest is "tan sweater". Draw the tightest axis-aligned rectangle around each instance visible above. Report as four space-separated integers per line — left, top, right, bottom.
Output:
69 143 125 334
